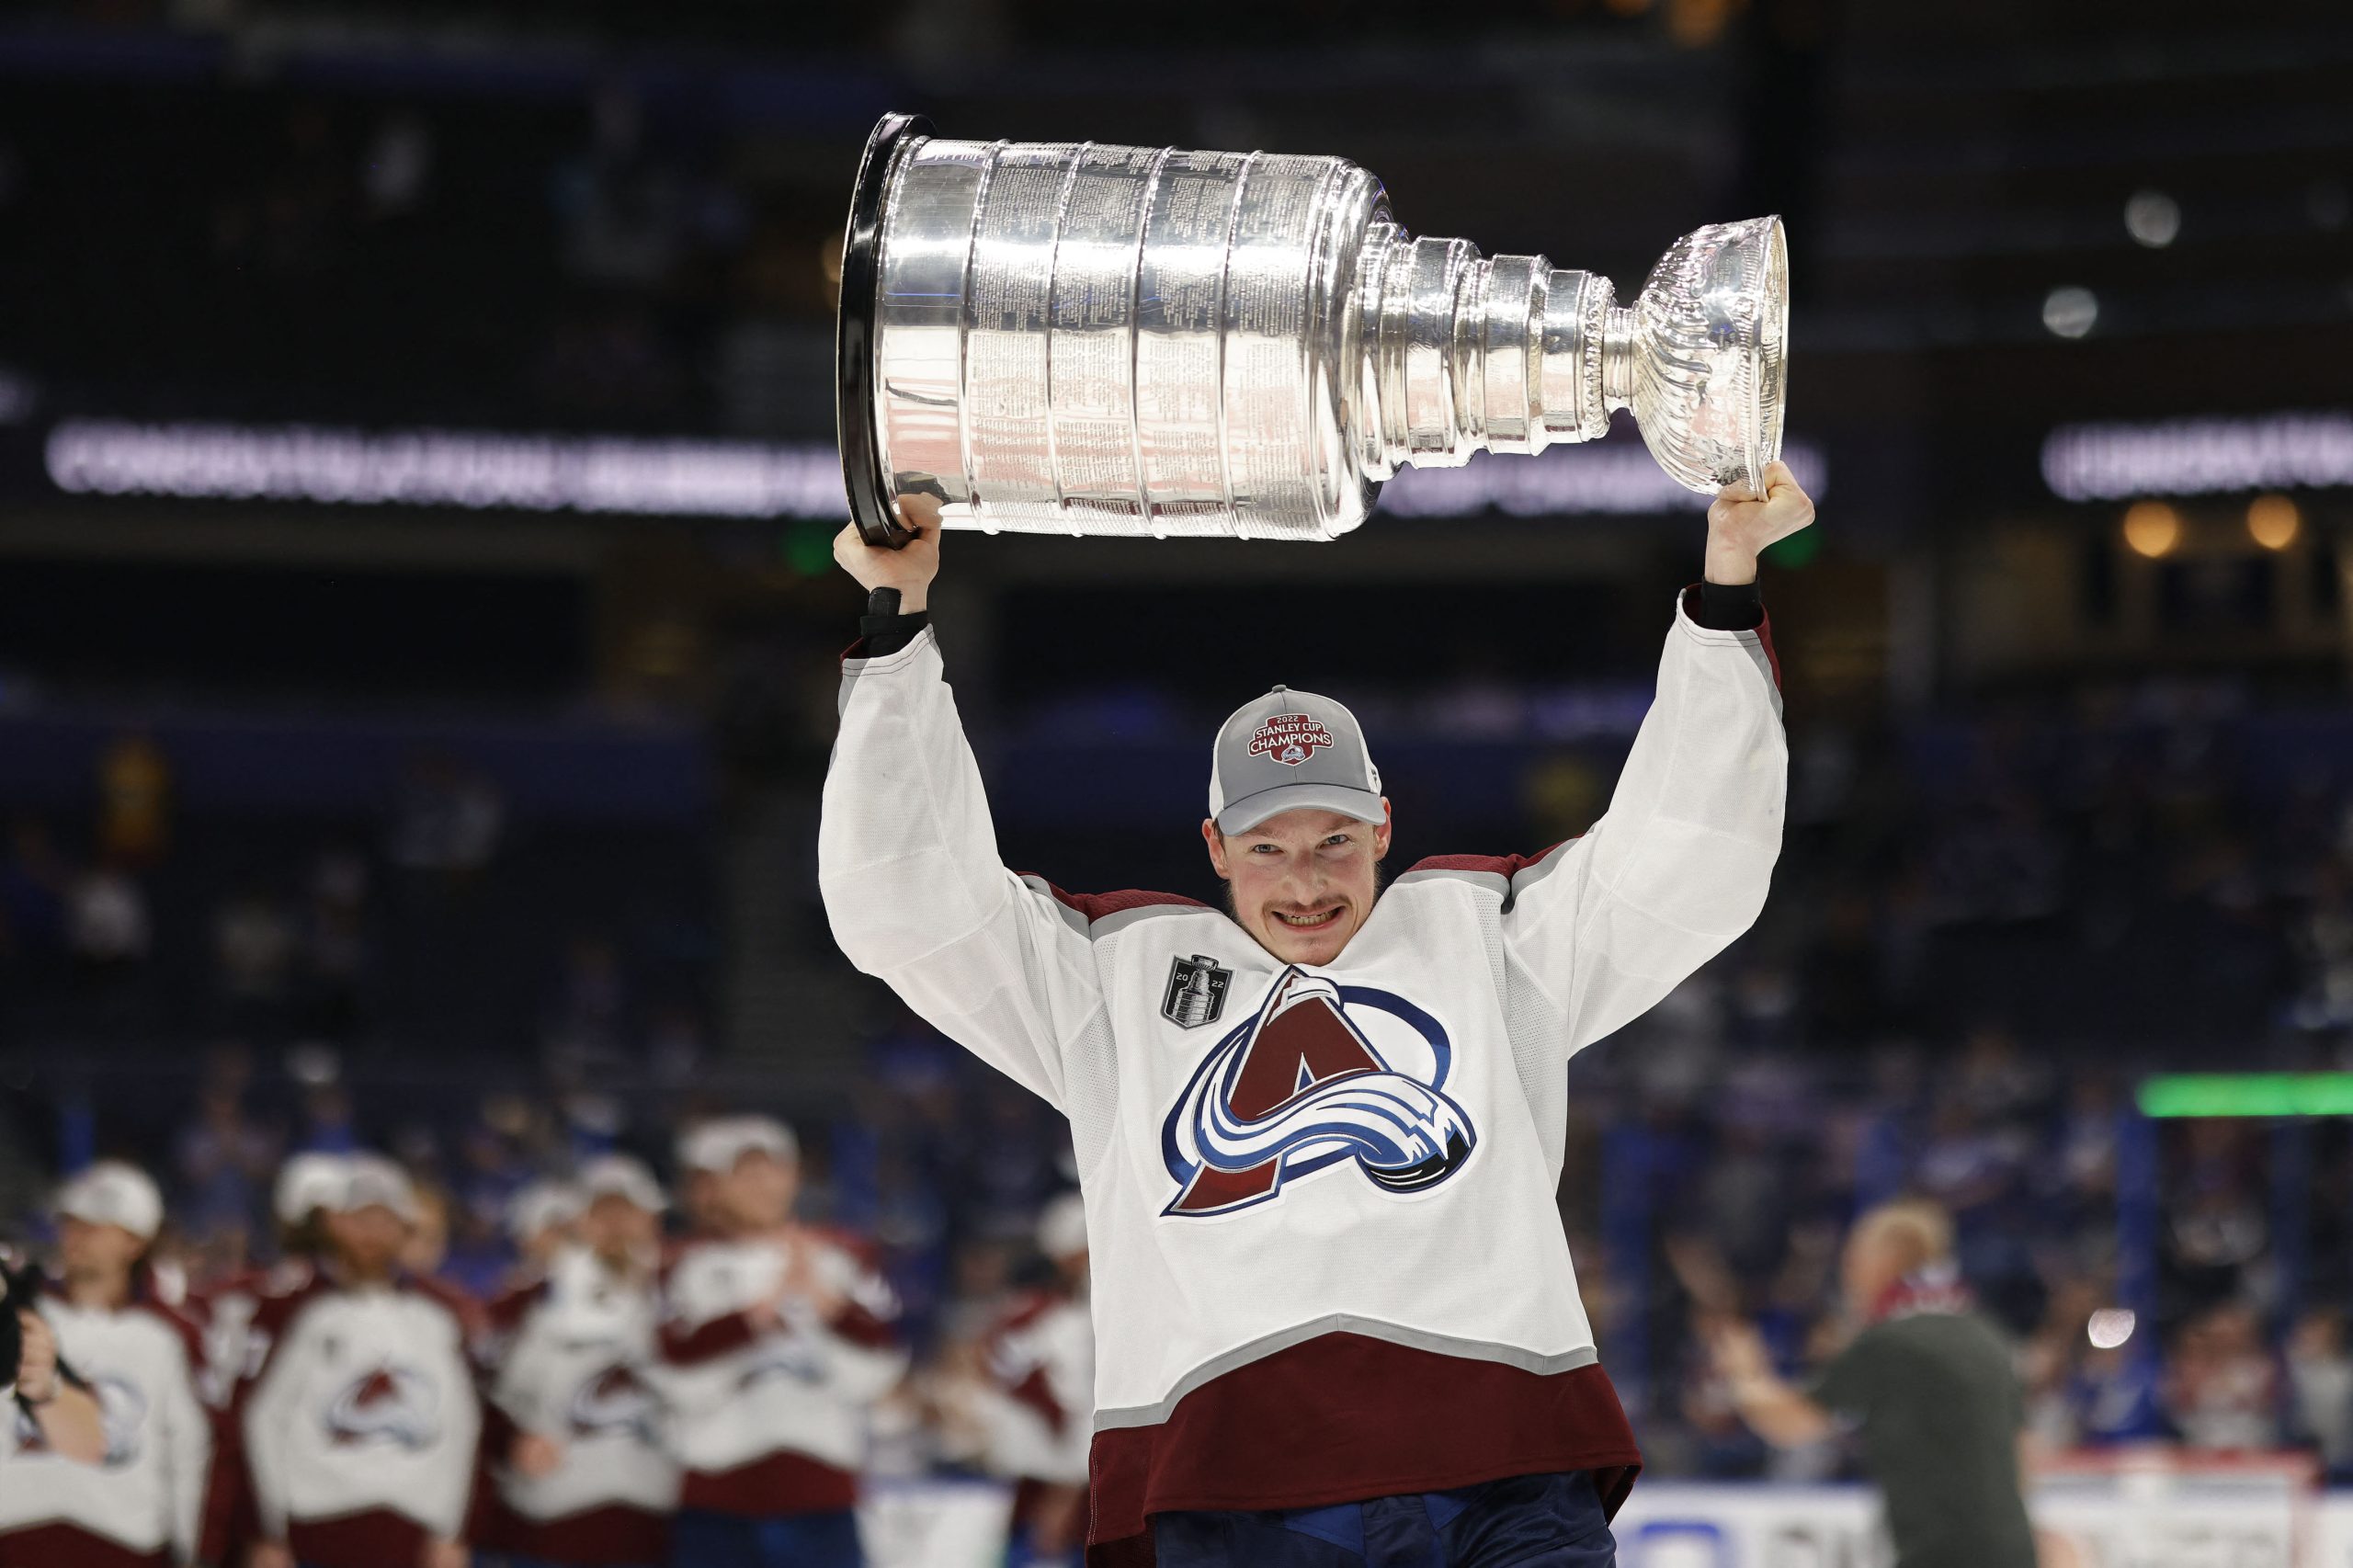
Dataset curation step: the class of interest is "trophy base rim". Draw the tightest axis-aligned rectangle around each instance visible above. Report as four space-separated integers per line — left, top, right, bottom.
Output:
836 110 932 551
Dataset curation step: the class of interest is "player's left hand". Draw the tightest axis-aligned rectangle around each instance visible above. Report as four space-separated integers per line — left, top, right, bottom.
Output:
1703 460 1814 585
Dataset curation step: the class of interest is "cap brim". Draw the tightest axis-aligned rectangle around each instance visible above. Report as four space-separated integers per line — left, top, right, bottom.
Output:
1214 783 1385 836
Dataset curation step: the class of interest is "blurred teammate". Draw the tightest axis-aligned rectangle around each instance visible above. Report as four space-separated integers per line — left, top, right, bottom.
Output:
192 1152 347 1409
188 1152 345 1568
481 1157 676 1568
506 1179 587 1282
822 470 1807 1565
970 1192 1093 1568
0 1161 210 1565
1707 1200 2037 1568
206 1154 483 1568
654 1116 905 1568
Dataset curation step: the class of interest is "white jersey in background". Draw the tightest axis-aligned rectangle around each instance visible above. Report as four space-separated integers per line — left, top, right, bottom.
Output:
0 1290 210 1567
482 1244 676 1563
820 589 1786 1557
652 1231 906 1516
207 1273 483 1568
975 1288 1094 1490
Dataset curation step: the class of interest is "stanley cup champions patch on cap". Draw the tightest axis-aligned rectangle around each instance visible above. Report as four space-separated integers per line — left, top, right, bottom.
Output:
1249 713 1333 768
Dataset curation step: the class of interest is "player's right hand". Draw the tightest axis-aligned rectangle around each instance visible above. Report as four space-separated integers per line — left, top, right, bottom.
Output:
833 494 941 613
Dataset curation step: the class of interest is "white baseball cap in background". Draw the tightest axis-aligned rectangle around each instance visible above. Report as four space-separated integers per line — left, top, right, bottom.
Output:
506 1179 585 1244
335 1153 421 1222
678 1115 798 1175
55 1160 164 1242
274 1152 351 1226
579 1153 667 1211
1208 686 1384 835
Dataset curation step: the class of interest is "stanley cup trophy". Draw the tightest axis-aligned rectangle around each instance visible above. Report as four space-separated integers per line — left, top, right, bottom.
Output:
836 112 1790 548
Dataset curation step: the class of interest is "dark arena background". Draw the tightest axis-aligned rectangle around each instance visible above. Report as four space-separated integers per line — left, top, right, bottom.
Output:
2 0 2351 1562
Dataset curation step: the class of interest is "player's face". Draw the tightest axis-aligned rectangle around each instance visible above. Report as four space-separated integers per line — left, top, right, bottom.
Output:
58 1217 143 1283
722 1150 796 1231
1203 804 1390 967
325 1204 413 1277
581 1192 658 1258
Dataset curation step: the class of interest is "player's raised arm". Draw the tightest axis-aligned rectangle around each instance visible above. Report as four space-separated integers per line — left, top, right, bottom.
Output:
1503 461 1809 1054
818 511 1108 1112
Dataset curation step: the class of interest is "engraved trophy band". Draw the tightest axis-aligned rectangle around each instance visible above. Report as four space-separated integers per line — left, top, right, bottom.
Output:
837 112 1789 548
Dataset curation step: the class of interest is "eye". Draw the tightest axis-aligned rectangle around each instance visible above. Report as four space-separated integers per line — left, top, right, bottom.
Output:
1249 842 1281 854
1323 834 1351 847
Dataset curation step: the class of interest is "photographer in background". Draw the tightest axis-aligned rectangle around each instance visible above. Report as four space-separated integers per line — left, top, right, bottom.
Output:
4 1257 108 1465
0 1160 212 1563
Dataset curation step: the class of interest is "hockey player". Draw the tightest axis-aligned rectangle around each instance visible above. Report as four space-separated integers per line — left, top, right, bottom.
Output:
820 464 1811 1566
505 1179 587 1284
208 1154 483 1568
967 1192 1093 1568
480 1156 676 1568
0 1161 210 1566
654 1116 906 1568
191 1152 347 1412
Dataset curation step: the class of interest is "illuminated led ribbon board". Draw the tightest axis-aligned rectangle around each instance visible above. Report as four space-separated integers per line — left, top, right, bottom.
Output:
2137 1074 2353 1119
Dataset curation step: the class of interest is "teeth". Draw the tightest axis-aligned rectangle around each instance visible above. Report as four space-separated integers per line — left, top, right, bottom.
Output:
1276 909 1336 926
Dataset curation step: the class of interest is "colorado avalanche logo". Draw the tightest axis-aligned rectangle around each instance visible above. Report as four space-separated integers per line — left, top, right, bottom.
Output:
324 1364 440 1449
568 1362 659 1442
1160 968 1475 1216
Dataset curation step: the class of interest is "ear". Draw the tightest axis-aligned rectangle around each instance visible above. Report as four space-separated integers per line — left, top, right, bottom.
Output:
1372 798 1393 861
1201 818 1230 880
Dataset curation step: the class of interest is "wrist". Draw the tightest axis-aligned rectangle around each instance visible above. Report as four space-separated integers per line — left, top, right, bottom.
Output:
1703 542 1758 586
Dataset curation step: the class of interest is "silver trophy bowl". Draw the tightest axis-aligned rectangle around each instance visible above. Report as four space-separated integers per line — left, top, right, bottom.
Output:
837 113 1789 547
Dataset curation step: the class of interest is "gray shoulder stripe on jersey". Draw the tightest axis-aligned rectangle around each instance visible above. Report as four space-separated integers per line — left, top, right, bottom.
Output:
1091 1317 1599 1432
1020 876 1093 937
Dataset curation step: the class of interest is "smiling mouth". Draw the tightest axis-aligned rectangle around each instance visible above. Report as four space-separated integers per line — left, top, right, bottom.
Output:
1271 906 1344 931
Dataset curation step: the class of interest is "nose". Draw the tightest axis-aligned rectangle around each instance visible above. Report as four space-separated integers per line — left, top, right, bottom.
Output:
1274 862 1328 908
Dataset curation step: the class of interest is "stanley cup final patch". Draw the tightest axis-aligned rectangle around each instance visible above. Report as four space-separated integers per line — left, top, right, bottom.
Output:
1162 954 1233 1029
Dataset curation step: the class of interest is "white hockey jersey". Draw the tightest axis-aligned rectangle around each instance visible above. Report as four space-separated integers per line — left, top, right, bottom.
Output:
652 1231 906 1517
481 1245 676 1564
820 588 1785 1559
975 1288 1093 1489
210 1273 483 1568
0 1291 210 1566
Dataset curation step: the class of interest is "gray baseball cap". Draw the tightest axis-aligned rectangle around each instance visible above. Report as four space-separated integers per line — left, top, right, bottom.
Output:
1209 686 1384 835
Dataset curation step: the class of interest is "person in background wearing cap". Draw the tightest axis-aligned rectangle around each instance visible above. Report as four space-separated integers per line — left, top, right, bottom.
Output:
504 1180 586 1289
0 1160 210 1564
203 1153 483 1568
654 1115 906 1568
823 466 1810 1568
191 1153 347 1412
958 1191 1094 1568
187 1152 347 1568
477 1158 676 1568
